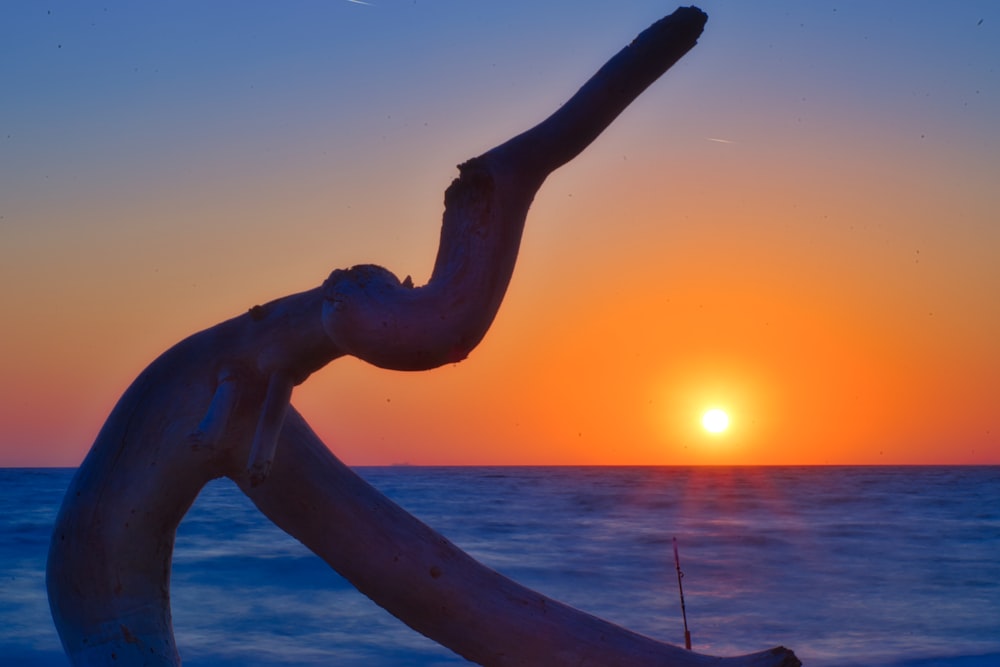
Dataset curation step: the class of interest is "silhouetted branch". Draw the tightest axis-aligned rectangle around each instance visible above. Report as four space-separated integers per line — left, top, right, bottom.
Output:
47 6 800 666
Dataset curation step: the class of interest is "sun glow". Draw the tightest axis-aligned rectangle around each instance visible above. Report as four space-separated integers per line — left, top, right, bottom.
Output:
701 408 730 434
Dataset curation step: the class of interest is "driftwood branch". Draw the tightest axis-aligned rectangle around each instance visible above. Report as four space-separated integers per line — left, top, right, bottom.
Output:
47 6 800 666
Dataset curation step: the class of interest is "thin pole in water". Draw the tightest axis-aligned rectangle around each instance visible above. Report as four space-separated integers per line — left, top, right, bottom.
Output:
673 536 692 650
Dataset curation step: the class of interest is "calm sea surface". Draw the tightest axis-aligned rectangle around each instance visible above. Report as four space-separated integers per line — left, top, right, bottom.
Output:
2 466 999 666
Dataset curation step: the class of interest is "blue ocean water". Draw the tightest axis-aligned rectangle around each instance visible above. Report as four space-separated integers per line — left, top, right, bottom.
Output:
2 466 999 666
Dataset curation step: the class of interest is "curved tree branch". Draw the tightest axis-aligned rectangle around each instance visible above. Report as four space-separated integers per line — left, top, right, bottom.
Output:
245 410 799 667
320 6 708 372
47 6 801 666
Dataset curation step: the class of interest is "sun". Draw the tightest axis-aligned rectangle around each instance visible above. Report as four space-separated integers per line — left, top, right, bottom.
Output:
701 408 730 434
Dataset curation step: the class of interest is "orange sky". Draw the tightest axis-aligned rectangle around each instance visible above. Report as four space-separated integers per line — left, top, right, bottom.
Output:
2 2 998 467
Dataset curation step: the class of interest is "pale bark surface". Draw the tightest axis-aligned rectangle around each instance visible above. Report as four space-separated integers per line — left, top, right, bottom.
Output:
47 7 801 666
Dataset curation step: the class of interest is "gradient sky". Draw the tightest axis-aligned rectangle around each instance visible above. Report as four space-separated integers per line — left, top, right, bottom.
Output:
2 1 998 467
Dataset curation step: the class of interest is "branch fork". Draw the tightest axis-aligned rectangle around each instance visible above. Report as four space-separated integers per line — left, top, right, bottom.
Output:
47 7 801 666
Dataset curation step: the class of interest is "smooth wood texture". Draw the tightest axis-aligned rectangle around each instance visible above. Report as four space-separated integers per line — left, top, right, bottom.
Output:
47 7 799 666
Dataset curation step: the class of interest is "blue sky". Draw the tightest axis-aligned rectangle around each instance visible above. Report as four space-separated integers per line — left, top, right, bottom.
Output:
2 2 998 466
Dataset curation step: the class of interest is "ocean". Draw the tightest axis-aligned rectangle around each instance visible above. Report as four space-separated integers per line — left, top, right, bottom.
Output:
2 466 999 666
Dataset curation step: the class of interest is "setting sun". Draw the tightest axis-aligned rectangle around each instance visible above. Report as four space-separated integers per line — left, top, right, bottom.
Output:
702 408 730 434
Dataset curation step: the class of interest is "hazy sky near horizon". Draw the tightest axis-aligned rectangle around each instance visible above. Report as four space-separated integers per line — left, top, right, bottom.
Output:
2 1 998 467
